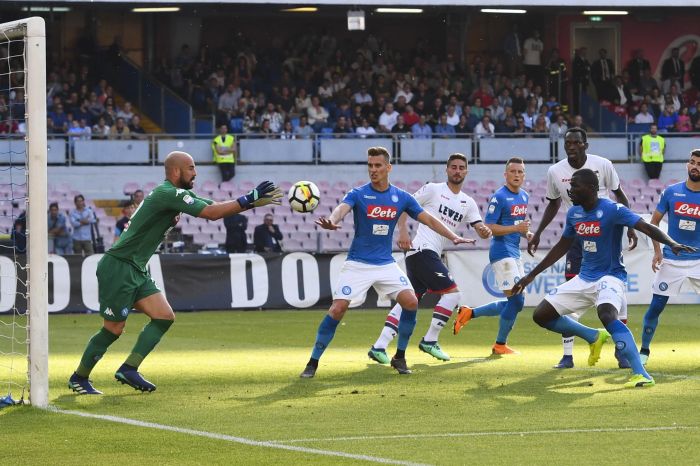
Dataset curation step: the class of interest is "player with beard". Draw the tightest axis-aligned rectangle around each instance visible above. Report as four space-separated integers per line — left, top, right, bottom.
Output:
69 151 282 394
512 169 695 388
640 149 700 365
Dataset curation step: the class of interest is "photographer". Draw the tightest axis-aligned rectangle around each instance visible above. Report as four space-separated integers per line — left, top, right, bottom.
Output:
70 194 97 255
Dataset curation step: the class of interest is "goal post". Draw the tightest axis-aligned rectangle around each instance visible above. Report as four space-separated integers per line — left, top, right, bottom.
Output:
0 17 48 408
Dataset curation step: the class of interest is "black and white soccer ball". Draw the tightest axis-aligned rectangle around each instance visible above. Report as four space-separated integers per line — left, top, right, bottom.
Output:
288 181 320 213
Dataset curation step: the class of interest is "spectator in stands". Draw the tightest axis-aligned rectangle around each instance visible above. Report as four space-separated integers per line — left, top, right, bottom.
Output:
638 69 658 96
401 103 419 128
391 115 411 139
634 103 655 124
0 118 18 134
243 107 260 133
91 117 110 140
333 116 353 136
116 101 134 125
318 78 334 104
279 120 295 139
434 114 456 138
129 115 146 139
612 76 631 106
591 48 615 102
307 96 329 131
211 124 236 181
470 97 485 121
411 114 432 139
692 102 700 131
496 107 516 133
254 213 283 253
49 103 68 133
523 30 544 86
48 202 72 255
454 114 471 136
532 115 549 134
639 124 665 179
294 115 314 139
261 102 283 133
549 113 568 140
259 119 274 138
275 85 295 116
70 194 96 256
474 115 495 138
217 83 241 126
676 106 692 132
132 189 145 206
295 88 312 115
114 202 135 243
353 85 373 107
378 102 399 133
668 84 683 112
657 104 678 132
109 117 131 140
356 118 377 138
445 105 460 127
544 48 567 104
572 47 591 115
224 213 248 253
67 120 84 145
661 47 685 94
627 49 651 90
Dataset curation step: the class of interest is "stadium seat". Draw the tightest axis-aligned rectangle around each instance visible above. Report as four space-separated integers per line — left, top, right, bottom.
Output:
230 118 244 134
123 182 140 195
319 127 334 139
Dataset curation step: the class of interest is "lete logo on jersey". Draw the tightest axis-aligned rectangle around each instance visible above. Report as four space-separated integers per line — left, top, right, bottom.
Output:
575 221 601 236
510 204 527 216
674 202 700 219
367 205 397 219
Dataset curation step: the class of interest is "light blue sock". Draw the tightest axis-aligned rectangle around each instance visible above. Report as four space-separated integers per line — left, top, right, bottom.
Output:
496 294 525 344
543 316 599 343
310 315 340 360
606 320 651 378
473 300 507 318
641 294 669 350
397 309 417 351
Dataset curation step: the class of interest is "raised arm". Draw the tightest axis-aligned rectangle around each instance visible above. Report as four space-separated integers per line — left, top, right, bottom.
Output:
633 218 695 256
416 211 475 245
315 202 352 230
198 181 282 221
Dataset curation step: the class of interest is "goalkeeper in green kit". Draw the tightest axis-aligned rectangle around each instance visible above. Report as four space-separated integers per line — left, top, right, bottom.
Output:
68 151 282 394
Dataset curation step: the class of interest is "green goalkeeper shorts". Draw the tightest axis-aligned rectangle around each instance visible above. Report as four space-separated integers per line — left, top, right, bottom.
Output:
96 254 161 322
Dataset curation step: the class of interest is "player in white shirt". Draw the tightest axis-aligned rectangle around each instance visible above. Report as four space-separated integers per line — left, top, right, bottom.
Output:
528 127 637 369
368 154 492 363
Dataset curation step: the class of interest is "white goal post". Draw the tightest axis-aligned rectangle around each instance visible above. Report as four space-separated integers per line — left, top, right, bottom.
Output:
0 17 48 408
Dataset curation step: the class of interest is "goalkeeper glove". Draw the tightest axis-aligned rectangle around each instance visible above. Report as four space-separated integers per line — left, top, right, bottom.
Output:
237 181 283 210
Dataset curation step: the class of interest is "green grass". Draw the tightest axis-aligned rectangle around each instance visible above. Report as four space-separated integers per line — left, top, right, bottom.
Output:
3 305 700 465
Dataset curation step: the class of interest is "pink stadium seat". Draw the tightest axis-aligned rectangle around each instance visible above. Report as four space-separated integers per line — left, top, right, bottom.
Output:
393 180 407 190
408 180 424 193
219 181 236 192
123 182 140 195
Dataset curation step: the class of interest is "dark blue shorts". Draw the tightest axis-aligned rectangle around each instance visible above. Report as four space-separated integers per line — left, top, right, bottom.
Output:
565 236 582 278
405 249 457 296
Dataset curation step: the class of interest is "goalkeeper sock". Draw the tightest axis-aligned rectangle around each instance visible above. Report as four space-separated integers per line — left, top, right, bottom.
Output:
543 316 599 343
396 309 417 353
76 327 120 377
124 319 173 368
424 292 460 342
310 314 340 360
642 294 669 351
473 300 507 318
605 320 650 378
373 304 401 350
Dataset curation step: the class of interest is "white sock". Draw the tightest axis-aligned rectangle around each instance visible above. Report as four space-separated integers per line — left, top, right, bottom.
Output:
424 292 461 342
562 313 579 356
373 303 402 350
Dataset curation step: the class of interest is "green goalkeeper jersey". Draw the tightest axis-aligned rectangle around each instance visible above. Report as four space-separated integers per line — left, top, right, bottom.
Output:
106 180 213 271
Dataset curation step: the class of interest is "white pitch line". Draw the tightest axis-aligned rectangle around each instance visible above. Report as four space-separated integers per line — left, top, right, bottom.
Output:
49 407 431 466
272 425 697 444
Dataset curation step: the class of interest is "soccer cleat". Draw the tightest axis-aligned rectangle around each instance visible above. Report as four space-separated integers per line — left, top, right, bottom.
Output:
368 347 390 365
390 357 412 375
624 374 655 388
299 365 317 378
588 329 611 366
553 355 574 369
114 364 156 392
68 372 103 395
491 343 520 355
640 353 649 366
453 306 473 335
418 339 450 361
615 348 631 369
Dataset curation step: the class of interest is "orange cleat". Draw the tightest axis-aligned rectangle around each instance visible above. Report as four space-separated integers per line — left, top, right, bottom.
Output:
491 343 520 355
453 306 473 335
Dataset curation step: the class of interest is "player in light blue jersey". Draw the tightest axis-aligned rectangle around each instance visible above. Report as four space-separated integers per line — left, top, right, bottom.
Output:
454 157 532 355
512 169 695 388
640 149 700 365
300 147 475 378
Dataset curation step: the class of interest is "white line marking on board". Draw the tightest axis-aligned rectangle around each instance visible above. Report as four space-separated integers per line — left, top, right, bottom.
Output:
272 425 697 444
49 407 430 466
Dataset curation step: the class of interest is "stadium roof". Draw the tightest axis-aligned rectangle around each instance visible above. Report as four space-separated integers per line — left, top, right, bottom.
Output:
18 0 700 6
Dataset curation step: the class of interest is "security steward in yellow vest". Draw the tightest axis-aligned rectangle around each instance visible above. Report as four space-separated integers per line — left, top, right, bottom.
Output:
639 123 665 180
212 124 236 181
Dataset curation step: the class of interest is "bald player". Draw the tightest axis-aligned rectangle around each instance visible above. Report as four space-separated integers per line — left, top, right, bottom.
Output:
68 152 282 394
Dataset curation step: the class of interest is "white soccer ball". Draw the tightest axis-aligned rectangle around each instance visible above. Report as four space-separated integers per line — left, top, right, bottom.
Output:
288 181 320 213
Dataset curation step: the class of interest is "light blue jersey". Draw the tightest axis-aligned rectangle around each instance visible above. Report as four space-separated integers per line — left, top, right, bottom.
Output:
342 183 423 265
563 198 641 282
655 181 700 261
484 186 529 262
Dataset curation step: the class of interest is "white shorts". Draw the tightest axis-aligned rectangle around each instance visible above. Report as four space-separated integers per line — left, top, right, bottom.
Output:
545 275 626 317
332 260 413 303
652 258 700 296
492 257 525 291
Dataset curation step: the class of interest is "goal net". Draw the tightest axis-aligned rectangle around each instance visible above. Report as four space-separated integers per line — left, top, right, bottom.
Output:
0 17 47 408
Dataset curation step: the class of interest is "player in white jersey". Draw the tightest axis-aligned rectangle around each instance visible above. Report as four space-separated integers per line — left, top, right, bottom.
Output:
528 127 637 369
368 154 492 364
640 149 700 365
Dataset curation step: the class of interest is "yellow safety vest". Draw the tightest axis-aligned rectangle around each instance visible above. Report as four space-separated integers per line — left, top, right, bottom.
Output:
212 134 236 164
641 134 664 163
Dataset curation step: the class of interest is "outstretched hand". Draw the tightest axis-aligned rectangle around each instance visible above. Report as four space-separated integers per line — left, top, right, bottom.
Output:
627 228 638 250
452 236 476 245
527 233 540 257
510 274 533 295
315 217 341 230
238 181 283 209
670 243 697 256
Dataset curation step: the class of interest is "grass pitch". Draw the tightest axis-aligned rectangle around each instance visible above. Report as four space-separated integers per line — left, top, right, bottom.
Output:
3 305 700 465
